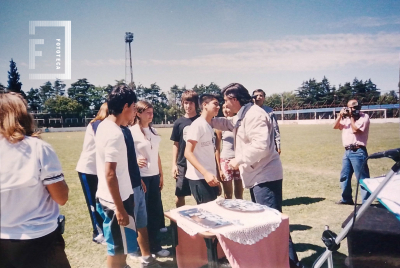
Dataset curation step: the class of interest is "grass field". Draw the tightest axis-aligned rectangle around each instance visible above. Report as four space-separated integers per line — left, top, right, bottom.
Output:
41 123 400 268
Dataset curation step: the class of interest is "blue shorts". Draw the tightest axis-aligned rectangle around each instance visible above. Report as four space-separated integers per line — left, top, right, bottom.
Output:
96 194 138 255
133 185 147 229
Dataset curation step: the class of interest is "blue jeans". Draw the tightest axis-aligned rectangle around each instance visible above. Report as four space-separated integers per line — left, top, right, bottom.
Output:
250 180 303 268
340 147 370 203
250 180 282 212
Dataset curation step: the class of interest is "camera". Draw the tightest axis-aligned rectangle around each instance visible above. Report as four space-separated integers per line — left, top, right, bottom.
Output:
342 107 351 118
341 105 361 119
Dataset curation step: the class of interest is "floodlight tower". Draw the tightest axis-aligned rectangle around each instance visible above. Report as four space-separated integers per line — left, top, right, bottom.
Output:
125 32 134 86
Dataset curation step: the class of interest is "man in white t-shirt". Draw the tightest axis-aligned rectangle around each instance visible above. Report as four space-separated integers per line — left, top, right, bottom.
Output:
184 94 221 204
96 85 160 268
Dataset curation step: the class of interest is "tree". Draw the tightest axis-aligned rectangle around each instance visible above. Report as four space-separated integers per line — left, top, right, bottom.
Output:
38 81 54 105
167 84 186 120
136 83 169 123
53 79 66 96
67 78 94 112
7 59 23 94
296 78 321 106
0 83 6 93
44 95 83 114
26 88 42 112
89 86 108 111
192 82 221 96
266 92 300 110
379 90 398 104
336 82 352 105
350 78 380 104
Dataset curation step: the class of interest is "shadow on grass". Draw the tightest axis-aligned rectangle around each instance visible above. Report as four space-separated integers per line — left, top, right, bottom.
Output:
290 224 312 232
283 197 325 206
296 243 348 268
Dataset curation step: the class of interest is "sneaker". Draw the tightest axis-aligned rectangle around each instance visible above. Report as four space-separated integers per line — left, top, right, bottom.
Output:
159 227 168 233
141 256 162 268
156 249 170 257
129 251 141 260
335 200 355 205
93 234 106 245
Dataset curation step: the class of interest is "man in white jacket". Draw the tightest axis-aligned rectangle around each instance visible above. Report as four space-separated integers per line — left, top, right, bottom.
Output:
211 83 304 268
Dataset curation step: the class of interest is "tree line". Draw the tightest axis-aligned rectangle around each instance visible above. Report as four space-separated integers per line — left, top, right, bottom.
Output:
2 59 398 123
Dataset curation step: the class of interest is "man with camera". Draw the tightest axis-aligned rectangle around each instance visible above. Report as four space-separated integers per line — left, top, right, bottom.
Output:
333 99 370 205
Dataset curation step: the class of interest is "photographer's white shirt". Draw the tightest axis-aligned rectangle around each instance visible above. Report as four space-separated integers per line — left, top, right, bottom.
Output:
185 117 217 181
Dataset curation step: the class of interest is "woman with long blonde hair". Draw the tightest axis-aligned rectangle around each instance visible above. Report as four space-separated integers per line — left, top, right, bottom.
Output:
76 102 108 244
0 92 70 268
129 100 169 257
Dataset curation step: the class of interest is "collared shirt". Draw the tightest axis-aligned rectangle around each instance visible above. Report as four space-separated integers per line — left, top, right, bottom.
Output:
339 113 370 147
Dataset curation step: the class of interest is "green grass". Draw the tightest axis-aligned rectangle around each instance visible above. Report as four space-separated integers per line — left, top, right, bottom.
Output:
41 123 400 268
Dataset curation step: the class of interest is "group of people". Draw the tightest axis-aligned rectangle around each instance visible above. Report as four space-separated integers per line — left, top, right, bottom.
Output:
76 83 304 268
76 87 169 268
0 82 371 268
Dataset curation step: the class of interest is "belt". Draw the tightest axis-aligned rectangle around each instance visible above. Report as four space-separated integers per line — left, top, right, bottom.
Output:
344 144 365 151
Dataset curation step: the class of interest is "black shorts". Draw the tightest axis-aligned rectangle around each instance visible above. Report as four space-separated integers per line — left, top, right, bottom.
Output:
0 229 70 268
175 165 191 197
188 179 218 205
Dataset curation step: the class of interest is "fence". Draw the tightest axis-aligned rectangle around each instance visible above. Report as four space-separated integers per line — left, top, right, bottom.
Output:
33 103 399 128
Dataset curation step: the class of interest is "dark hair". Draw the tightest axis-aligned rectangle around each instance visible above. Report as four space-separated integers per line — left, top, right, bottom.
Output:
252 89 266 97
181 90 199 110
221 83 252 106
199 94 219 110
107 84 137 116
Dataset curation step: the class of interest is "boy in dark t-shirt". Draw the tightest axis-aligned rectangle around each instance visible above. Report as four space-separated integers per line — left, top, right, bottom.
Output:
170 90 199 207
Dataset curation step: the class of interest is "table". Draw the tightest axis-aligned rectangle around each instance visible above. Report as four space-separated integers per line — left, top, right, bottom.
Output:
342 206 400 268
165 207 290 268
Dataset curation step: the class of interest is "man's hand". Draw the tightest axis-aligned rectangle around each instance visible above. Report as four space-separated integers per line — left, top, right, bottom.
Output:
141 179 147 193
228 158 240 170
171 165 178 180
116 208 129 226
277 149 281 155
137 157 147 168
339 107 348 118
204 172 220 187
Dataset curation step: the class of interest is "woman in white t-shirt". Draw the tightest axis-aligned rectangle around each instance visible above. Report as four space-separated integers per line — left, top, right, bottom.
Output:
129 100 169 257
0 93 70 268
75 103 108 244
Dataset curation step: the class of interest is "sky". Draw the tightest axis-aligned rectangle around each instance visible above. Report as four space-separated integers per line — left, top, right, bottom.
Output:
0 0 399 96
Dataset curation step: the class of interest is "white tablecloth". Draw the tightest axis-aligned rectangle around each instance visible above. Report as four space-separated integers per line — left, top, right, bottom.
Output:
170 198 282 245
